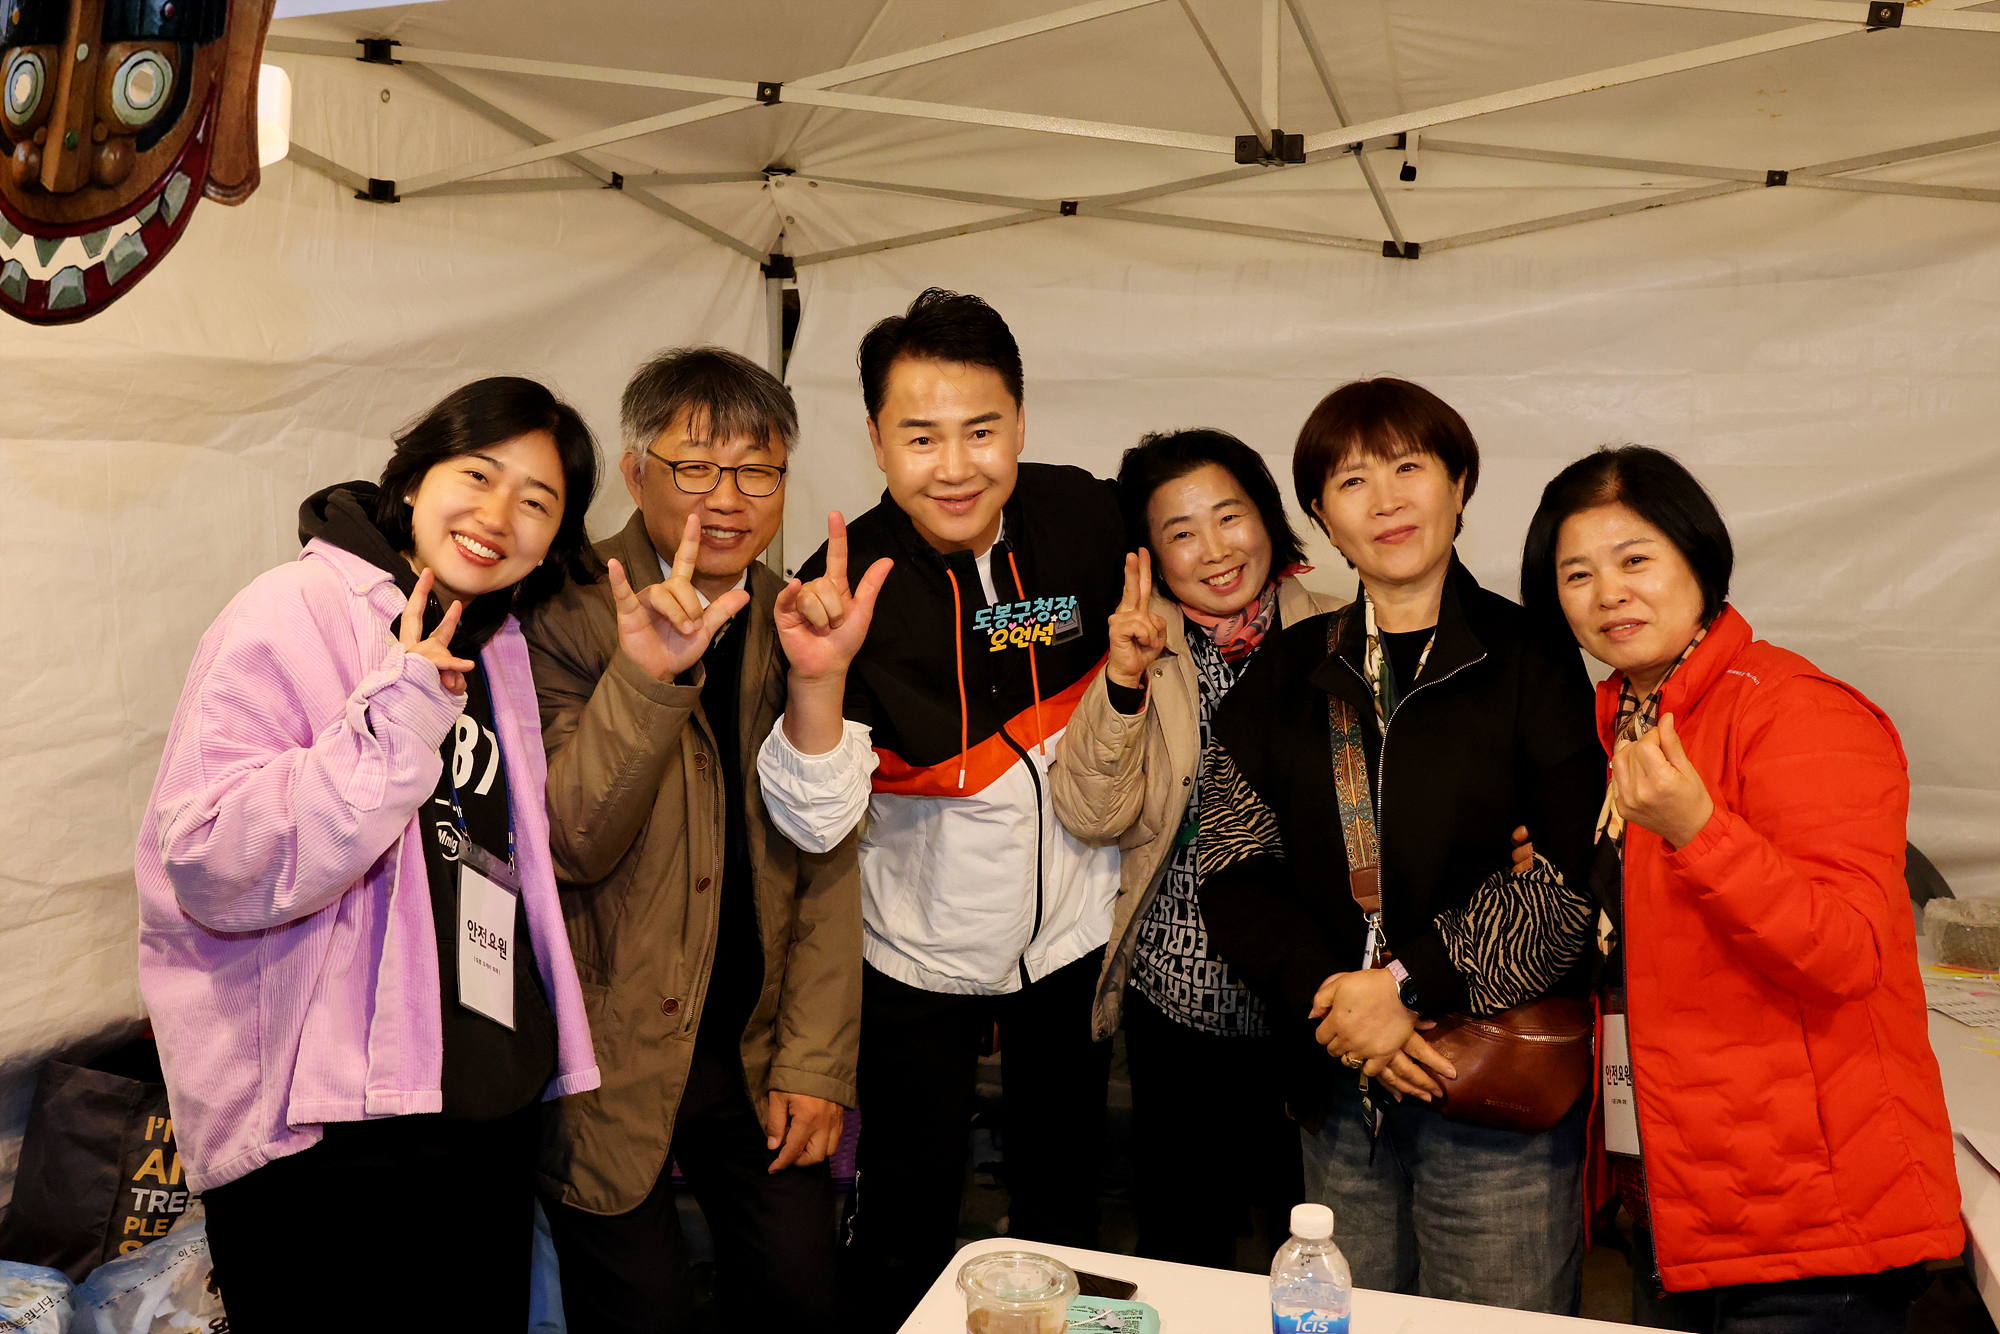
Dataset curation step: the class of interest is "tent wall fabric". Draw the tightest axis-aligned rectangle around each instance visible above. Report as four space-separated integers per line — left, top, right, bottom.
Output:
0 52 762 1207
781 190 2000 906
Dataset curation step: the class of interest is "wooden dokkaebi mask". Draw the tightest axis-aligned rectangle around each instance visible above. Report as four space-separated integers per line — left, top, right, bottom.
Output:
0 0 274 323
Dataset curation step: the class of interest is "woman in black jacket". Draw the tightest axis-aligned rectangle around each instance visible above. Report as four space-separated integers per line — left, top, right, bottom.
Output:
1197 379 1602 1314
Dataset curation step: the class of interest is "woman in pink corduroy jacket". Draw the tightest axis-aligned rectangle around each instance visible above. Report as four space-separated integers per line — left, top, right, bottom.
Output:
136 378 603 1333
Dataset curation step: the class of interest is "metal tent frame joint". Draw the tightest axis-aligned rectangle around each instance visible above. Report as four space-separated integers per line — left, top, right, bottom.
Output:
1382 240 1421 260
1232 129 1305 165
358 177 400 203
762 254 797 280
756 81 783 106
356 38 400 65
1766 168 1789 186
1867 2 1903 29
1059 200 1079 215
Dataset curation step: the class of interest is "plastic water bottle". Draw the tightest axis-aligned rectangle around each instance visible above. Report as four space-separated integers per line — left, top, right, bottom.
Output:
1270 1202 1352 1334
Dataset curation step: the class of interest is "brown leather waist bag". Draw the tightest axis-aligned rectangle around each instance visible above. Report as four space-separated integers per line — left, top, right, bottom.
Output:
1423 995 1593 1135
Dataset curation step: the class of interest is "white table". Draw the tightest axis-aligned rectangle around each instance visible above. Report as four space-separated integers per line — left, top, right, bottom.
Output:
1928 994 2000 1321
901 1236 1633 1332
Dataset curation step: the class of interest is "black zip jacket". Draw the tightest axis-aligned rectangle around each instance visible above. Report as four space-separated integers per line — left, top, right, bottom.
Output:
1195 557 1601 1108
796 462 1126 785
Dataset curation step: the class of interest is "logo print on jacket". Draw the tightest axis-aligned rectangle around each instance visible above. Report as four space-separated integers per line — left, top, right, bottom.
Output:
974 595 1081 651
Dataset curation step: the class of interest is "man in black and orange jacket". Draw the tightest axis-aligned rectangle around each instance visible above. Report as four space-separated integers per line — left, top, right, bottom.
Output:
757 289 1126 1331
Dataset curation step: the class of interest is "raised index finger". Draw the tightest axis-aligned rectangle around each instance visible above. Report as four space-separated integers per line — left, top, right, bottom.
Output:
1136 546 1154 607
671 511 702 584
826 511 850 597
400 570 432 647
1118 553 1140 613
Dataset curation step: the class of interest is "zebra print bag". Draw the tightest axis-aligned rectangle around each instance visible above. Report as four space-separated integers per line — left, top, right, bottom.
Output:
1328 689 1593 1135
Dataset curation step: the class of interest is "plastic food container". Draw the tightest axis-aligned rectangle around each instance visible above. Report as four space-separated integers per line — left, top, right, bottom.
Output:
1927 898 2000 972
957 1251 1079 1334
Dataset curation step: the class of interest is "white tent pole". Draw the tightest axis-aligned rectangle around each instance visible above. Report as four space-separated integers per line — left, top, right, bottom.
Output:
770 0 898 168
1175 0 1268 137
1260 0 1281 132
269 0 1183 193
1790 177 2000 203
1302 22 1869 155
1578 0 2000 34
792 211 1053 266
1284 0 1411 253
1423 181 1764 253
399 64 617 185
796 175 1062 213
287 143 368 193
1427 138 1767 181
385 64 769 256
1075 205 1380 251
1795 128 2000 175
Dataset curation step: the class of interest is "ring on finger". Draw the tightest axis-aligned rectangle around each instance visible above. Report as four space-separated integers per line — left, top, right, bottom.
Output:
1340 1052 1363 1069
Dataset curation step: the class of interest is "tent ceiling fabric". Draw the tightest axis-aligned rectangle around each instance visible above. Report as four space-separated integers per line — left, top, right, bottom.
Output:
263 0 2000 259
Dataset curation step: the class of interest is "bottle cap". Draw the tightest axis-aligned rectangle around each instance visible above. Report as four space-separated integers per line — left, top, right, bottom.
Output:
1290 1203 1334 1240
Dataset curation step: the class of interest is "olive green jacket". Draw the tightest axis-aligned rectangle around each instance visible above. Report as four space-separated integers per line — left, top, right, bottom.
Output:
525 512 861 1215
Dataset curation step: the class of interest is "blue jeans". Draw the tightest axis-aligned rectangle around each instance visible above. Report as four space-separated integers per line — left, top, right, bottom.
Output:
1299 1078 1586 1313
1632 1227 1924 1333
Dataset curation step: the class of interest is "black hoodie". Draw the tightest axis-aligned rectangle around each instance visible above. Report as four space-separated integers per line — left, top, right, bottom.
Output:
300 481 557 1120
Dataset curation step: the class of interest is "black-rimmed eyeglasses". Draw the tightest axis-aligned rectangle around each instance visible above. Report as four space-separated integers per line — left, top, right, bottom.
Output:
645 451 788 498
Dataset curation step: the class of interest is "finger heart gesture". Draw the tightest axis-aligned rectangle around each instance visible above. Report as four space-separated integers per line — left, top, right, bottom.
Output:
1106 548 1168 690
774 511 894 683
1610 712 1715 850
399 569 475 696
611 512 752 682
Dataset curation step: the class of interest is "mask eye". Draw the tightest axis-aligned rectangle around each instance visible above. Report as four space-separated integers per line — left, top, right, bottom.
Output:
109 49 171 126
3 49 43 127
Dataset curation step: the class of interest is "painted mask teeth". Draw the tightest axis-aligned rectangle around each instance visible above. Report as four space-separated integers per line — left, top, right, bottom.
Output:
0 170 189 311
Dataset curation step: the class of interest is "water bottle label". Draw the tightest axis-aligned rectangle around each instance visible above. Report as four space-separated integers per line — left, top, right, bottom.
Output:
1273 1310 1349 1334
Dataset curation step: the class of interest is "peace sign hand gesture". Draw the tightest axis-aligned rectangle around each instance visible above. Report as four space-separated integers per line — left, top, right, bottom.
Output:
610 512 753 682
1106 548 1168 690
400 569 475 696
774 512 894 684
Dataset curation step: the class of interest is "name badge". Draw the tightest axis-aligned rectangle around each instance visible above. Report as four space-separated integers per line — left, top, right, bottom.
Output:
456 841 520 1030
1601 1013 1640 1156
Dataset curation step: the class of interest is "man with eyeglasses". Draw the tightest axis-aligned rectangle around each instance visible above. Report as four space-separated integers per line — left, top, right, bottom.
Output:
523 346 880 1333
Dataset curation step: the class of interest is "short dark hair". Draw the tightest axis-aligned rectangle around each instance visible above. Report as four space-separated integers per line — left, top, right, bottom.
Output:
1519 445 1734 638
376 376 602 615
1292 378 1481 536
857 288 1023 420
1116 428 1307 572
621 345 797 463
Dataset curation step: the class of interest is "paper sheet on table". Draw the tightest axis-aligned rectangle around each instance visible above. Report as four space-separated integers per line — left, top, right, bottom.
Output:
1929 993 2000 1029
1963 1130 2000 1179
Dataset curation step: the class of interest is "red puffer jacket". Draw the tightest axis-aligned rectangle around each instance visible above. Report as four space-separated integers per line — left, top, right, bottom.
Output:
1593 606 1962 1292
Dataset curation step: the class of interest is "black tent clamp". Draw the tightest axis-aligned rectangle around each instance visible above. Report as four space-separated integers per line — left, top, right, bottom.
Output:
1867 2 1903 28
356 37 400 64
1235 129 1305 166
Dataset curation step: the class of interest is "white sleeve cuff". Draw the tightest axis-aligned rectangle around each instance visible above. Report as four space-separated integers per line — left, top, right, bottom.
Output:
757 717 877 854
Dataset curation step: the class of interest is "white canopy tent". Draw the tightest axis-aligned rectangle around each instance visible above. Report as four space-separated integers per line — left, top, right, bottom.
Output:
1 0 1995 1202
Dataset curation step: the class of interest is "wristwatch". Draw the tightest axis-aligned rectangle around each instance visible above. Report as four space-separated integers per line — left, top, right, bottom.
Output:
1387 958 1420 1015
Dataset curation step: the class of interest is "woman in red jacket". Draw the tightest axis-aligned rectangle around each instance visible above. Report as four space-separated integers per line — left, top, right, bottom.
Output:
1520 446 1962 1333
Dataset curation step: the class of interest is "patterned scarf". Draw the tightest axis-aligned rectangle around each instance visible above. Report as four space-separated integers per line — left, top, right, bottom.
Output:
1179 563 1308 665
1595 629 1707 846
1360 586 1434 728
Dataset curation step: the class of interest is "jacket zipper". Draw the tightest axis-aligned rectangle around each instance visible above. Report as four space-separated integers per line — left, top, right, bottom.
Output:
1620 857 1666 1295
1337 648 1487 958
998 727 1046 989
